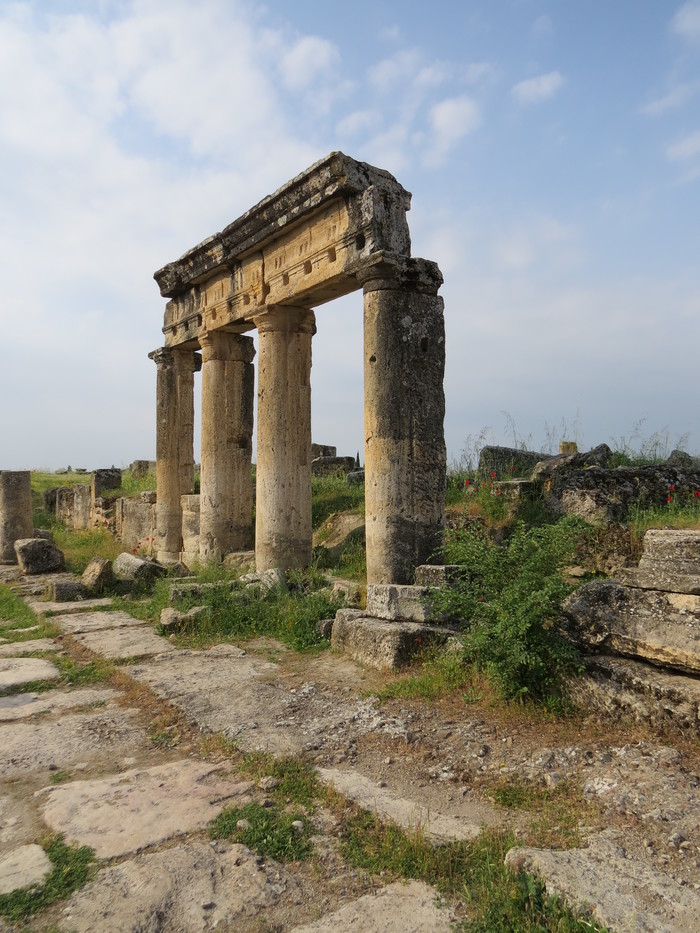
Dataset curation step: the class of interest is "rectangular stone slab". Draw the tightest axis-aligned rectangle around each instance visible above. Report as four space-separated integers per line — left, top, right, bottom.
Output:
51 611 147 634
563 581 700 675
0 657 60 689
42 760 253 858
71 626 174 659
331 612 455 670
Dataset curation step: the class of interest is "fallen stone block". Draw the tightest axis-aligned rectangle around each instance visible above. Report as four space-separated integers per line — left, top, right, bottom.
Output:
566 654 700 734
562 581 700 675
81 556 114 594
14 538 65 575
113 552 167 584
159 606 210 634
45 579 88 602
331 610 455 670
223 549 256 571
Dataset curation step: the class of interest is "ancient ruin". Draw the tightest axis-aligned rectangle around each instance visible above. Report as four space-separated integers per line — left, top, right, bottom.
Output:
150 152 446 583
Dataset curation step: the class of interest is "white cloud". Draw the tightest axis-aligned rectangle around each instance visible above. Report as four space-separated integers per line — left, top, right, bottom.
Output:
641 83 695 116
666 129 700 160
279 35 340 91
336 109 381 137
367 49 422 90
672 1 700 41
531 15 553 38
424 95 481 166
463 62 496 84
511 70 564 105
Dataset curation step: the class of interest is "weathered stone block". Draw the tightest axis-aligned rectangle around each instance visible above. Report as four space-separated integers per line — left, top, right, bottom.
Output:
311 444 337 459
159 606 210 633
566 654 700 734
55 487 75 525
366 584 435 622
0 471 33 563
14 538 65 574
41 487 59 513
113 553 167 584
478 446 549 479
331 610 453 670
562 581 700 675
92 468 122 499
346 470 365 486
73 484 91 530
46 580 88 602
81 557 114 593
311 456 356 477
414 565 465 588
638 529 700 573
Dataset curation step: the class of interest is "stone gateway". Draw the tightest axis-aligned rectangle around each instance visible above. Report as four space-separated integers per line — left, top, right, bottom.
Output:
151 153 446 584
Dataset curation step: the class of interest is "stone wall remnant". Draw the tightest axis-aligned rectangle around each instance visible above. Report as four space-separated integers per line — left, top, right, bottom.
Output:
151 152 447 582
0 471 33 563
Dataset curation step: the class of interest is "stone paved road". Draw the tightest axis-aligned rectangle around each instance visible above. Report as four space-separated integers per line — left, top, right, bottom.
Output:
2 571 700 931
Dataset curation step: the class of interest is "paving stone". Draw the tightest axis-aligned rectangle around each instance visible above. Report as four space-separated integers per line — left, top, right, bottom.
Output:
126 647 409 756
0 638 62 656
0 707 143 778
0 657 60 689
45 609 140 634
291 880 455 932
0 687 116 723
0 792 42 850
71 625 174 659
26 597 114 614
506 831 700 933
318 768 497 842
42 760 253 858
0 844 51 895
61 841 295 932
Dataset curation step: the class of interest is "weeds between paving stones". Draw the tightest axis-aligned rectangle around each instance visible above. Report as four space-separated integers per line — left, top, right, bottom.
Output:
0 835 95 923
210 801 313 862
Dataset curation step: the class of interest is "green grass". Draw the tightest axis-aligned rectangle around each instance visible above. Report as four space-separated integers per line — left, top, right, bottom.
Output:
311 474 364 529
0 584 42 628
240 752 321 808
377 647 477 701
339 814 609 932
0 834 95 923
209 801 312 862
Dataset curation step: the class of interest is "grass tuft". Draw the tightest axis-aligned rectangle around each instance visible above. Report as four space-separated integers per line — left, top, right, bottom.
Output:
209 801 312 862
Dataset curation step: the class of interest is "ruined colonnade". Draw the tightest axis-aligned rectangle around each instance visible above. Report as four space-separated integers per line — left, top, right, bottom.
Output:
150 153 446 584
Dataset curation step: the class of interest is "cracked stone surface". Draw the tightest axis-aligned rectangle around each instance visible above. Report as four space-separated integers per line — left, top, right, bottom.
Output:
41 760 254 858
61 841 296 933
0 687 115 723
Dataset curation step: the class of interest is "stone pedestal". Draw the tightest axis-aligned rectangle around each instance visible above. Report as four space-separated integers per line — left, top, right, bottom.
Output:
149 347 201 563
199 332 255 563
0 471 33 564
253 307 315 571
362 261 446 584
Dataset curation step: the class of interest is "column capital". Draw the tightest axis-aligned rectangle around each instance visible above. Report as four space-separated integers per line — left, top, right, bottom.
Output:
199 331 256 364
149 346 202 372
252 306 316 336
357 257 443 296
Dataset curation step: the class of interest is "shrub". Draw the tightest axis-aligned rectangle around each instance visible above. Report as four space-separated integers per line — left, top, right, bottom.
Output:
433 517 592 702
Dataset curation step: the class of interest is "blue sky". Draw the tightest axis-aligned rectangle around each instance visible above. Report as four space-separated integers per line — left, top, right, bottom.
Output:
0 0 698 470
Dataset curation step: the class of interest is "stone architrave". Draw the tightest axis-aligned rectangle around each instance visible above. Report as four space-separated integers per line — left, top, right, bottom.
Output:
253 307 315 571
199 332 255 562
0 471 32 564
148 347 201 563
152 152 447 583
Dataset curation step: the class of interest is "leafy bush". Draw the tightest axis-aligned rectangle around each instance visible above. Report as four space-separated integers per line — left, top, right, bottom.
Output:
433 518 592 702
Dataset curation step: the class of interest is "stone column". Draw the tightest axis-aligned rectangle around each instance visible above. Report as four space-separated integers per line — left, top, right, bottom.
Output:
199 331 255 563
149 347 201 564
361 259 446 584
0 471 33 563
253 307 315 571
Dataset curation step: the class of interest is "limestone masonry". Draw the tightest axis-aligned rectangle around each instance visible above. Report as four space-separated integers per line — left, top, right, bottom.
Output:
151 152 446 582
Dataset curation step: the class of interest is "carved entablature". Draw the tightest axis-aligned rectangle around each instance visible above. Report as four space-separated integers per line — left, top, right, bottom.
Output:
154 152 413 347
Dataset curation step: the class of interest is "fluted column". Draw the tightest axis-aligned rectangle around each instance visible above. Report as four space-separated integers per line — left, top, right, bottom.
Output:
253 307 315 571
149 346 201 563
361 259 446 584
199 331 255 563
